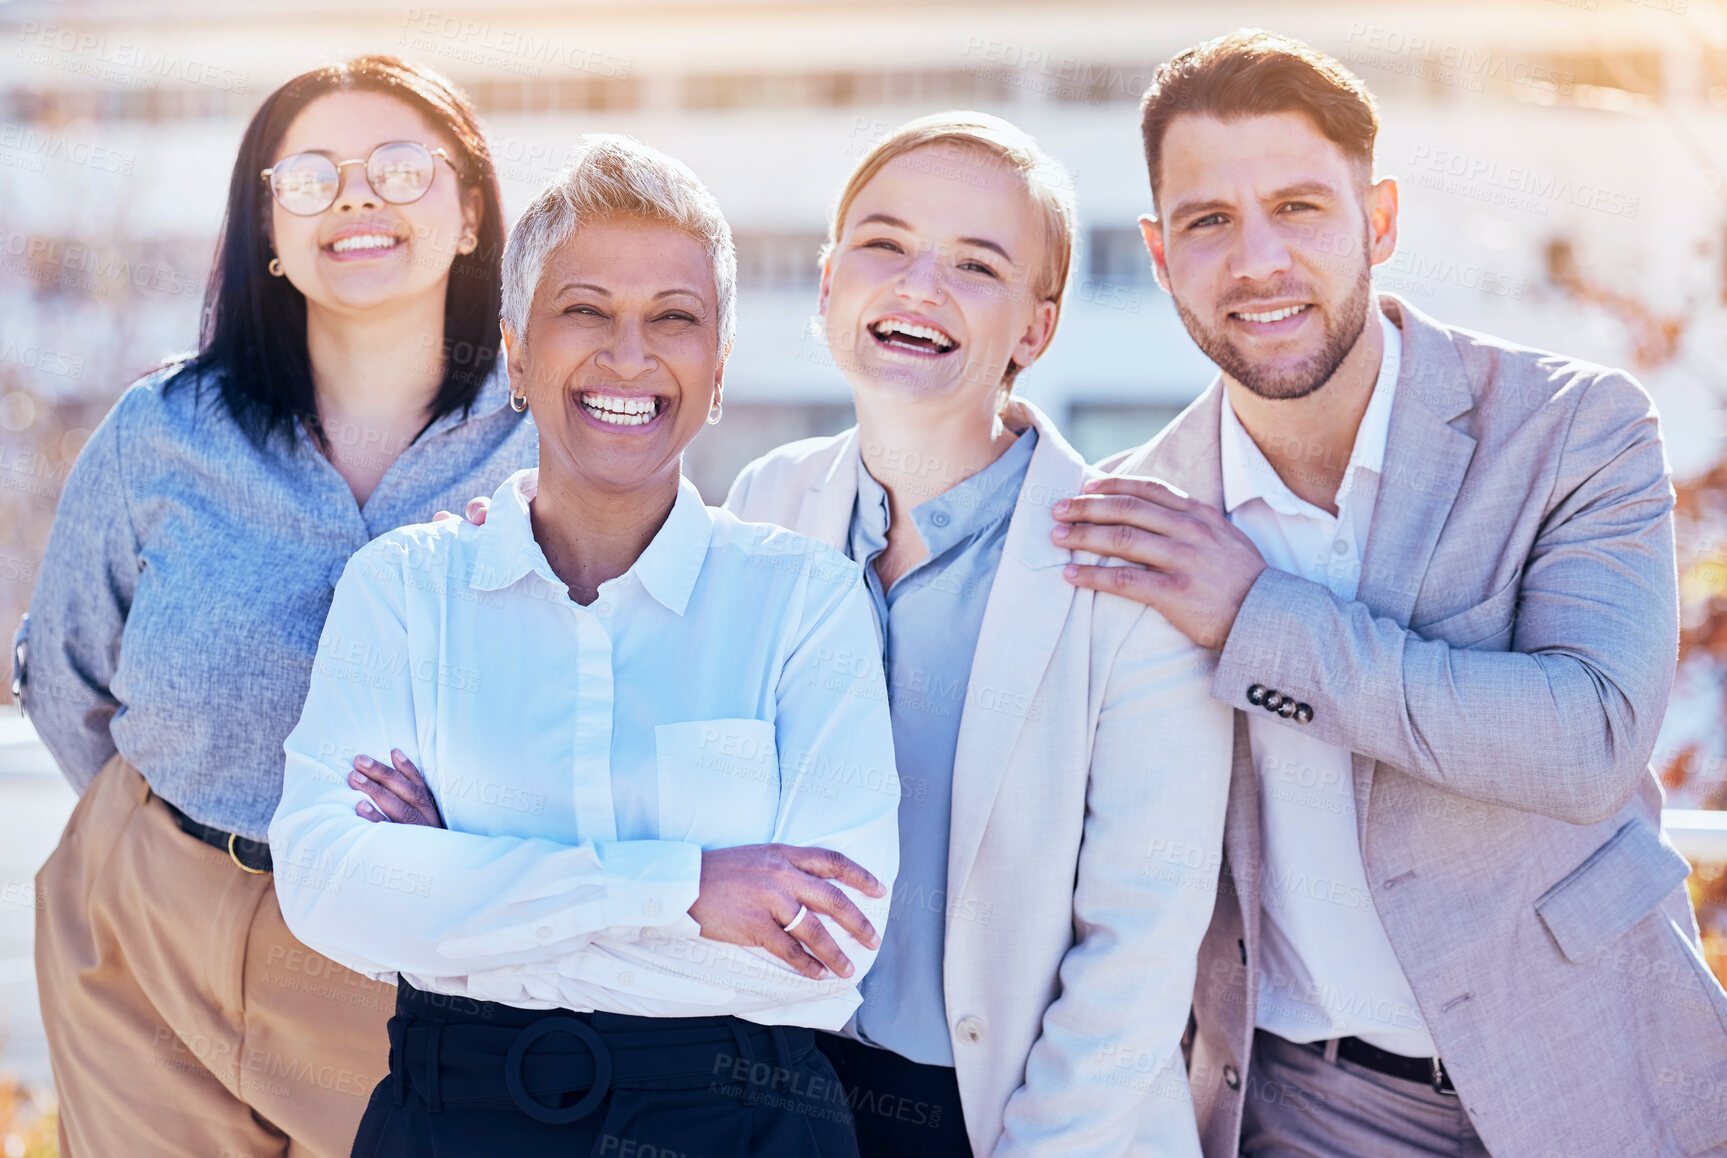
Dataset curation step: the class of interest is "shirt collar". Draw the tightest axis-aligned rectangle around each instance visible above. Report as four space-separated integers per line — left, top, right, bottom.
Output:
1219 310 1402 517
415 363 515 443
470 469 714 615
851 427 1037 559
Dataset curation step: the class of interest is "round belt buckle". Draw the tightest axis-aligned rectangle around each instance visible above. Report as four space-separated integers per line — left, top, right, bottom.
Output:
228 833 269 875
503 1016 612 1125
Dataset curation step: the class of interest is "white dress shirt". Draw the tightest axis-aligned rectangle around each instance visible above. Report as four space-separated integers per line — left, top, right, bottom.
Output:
271 469 900 1031
1220 313 1437 1058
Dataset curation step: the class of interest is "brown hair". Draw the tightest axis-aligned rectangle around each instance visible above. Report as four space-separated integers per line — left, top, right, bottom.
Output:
173 54 505 450
822 110 1076 390
1139 29 1379 211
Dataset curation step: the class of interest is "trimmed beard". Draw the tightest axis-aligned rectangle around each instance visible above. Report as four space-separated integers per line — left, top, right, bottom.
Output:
1174 262 1374 402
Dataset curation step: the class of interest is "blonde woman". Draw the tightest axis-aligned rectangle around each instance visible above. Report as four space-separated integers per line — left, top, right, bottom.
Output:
720 112 1232 1157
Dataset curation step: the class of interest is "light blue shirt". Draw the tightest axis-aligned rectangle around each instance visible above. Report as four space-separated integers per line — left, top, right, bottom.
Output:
23 364 535 839
847 428 1036 1066
272 468 901 1028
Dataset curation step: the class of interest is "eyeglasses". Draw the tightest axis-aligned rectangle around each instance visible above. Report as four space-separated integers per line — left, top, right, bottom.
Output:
260 140 458 217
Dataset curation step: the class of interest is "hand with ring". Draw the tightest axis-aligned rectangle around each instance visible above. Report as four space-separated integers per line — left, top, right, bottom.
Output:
690 845 886 981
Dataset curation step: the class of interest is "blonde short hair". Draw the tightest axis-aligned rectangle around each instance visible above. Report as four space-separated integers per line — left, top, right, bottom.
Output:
822 111 1077 387
502 134 736 350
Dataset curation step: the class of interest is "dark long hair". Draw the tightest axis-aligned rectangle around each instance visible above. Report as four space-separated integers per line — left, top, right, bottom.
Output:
168 55 506 450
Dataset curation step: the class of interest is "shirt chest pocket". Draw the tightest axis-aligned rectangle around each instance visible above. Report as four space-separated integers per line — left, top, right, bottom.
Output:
654 718 780 849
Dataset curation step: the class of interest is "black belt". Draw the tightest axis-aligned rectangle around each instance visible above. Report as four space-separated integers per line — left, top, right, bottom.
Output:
159 796 273 874
1333 1036 1455 1095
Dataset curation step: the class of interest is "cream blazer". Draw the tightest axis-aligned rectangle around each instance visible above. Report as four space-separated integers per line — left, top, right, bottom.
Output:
725 400 1233 1157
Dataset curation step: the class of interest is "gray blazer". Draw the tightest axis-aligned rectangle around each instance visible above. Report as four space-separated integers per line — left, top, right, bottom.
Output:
1107 294 1727 1157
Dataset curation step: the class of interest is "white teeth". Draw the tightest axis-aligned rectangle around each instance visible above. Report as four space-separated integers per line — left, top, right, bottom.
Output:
329 233 402 254
870 319 956 350
580 393 658 426
1235 304 1308 323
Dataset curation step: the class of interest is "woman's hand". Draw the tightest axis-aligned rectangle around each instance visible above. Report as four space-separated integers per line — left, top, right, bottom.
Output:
348 749 444 828
692 845 886 981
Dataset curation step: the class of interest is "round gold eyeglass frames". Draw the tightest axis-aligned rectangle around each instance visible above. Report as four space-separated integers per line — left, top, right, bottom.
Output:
261 140 458 217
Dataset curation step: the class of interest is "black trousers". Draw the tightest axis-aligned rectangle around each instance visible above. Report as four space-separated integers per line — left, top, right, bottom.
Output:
816 1032 972 1158
352 979 860 1158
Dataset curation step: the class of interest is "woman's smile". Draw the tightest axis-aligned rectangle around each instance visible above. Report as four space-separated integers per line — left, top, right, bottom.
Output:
867 313 961 358
575 389 667 429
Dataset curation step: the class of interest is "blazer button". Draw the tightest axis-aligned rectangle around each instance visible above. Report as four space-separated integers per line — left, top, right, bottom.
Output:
1293 703 1314 725
1263 690 1284 712
1277 698 1297 719
1246 684 1268 706
955 1016 985 1044
1224 1064 1241 1091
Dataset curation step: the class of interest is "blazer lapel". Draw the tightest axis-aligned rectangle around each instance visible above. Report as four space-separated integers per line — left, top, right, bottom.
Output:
794 428 862 551
1351 295 1478 837
1119 384 1265 932
946 405 1085 906
1111 377 1228 513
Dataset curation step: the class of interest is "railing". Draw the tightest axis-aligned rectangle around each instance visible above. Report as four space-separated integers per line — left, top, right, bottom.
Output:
1668 810 1727 865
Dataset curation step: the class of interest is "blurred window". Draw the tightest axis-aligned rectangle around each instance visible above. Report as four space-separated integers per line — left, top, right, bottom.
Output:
1065 402 1184 465
734 233 826 292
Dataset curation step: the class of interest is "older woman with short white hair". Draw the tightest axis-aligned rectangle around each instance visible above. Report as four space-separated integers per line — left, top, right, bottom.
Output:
270 135 897 1158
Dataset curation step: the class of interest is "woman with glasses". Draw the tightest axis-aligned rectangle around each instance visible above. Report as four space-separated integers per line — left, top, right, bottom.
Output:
22 56 532 1158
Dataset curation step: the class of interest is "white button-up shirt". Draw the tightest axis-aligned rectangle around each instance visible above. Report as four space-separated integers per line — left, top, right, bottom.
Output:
271 469 900 1030
1220 314 1437 1057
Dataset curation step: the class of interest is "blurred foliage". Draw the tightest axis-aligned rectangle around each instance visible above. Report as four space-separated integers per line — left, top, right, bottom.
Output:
0 1078 56 1158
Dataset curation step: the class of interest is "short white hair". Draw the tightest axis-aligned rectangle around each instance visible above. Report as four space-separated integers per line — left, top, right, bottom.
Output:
500 134 736 351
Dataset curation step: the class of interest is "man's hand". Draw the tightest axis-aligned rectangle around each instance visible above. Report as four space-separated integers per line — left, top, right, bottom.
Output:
691 844 886 981
430 496 492 526
349 749 444 827
1051 475 1267 649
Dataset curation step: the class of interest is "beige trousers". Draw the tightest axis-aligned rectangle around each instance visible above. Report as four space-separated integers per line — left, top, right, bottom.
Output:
35 755 393 1158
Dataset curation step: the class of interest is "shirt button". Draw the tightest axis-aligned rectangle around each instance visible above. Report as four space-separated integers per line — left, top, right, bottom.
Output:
1247 684 1268 706
930 511 950 528
1332 539 1349 555
535 926 553 942
1293 703 1314 725
1224 1064 1241 1091
1277 698 1297 719
1262 690 1285 712
955 1016 985 1044
642 899 661 918
618 971 635 985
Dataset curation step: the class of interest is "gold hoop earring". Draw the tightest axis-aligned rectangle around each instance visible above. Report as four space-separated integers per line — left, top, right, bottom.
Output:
509 388 529 413
268 257 283 277
706 400 723 425
457 233 477 255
